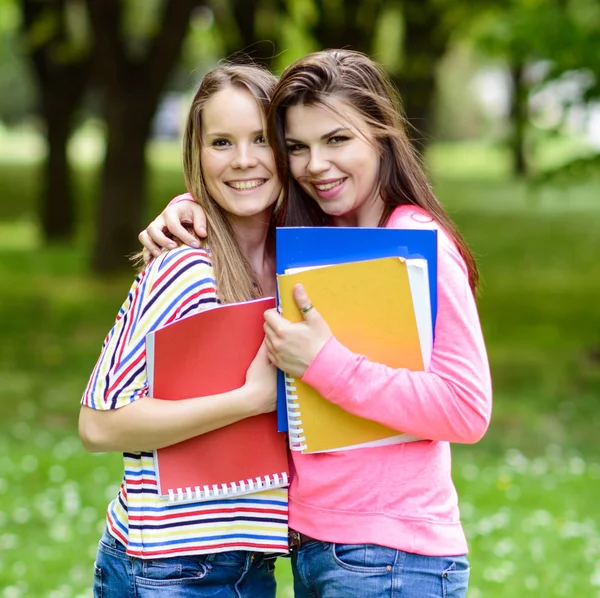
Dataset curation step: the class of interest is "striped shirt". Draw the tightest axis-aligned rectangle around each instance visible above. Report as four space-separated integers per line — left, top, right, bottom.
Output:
82 247 288 559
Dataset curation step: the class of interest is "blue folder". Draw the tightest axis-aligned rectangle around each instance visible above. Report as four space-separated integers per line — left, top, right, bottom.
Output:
275 227 438 432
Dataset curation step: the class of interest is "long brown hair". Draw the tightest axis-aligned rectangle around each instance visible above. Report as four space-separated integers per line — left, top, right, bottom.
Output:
183 63 278 303
267 49 479 291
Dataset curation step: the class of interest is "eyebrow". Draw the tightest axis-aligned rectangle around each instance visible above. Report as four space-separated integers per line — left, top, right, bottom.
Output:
205 129 264 138
285 127 349 143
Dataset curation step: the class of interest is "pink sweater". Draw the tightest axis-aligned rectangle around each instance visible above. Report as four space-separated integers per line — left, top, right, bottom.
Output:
290 205 492 556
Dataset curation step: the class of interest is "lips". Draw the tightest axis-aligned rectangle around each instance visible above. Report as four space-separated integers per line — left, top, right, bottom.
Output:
311 177 347 192
225 179 267 190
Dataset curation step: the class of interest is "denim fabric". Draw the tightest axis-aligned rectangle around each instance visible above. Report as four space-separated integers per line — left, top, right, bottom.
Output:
292 541 469 598
93 529 277 598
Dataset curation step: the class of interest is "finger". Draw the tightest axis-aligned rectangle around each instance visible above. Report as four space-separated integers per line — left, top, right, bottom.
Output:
164 213 200 248
138 229 163 257
293 284 319 321
267 351 278 366
263 322 274 339
147 221 176 249
264 335 276 355
263 308 285 332
188 203 208 238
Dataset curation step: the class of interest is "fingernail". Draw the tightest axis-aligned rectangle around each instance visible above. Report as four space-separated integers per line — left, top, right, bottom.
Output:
191 241 200 248
199 228 206 237
153 250 160 257
167 243 177 249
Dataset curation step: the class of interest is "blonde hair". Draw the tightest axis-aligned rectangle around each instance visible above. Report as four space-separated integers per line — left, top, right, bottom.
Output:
178 63 279 303
268 49 479 291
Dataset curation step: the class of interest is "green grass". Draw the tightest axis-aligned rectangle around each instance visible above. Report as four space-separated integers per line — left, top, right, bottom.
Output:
1 132 600 596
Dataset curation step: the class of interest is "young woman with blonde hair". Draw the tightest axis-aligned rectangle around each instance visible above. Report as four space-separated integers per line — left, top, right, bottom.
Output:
140 49 492 598
80 64 288 597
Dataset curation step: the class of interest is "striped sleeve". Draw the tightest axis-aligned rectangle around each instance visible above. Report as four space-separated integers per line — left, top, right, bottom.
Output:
82 247 218 411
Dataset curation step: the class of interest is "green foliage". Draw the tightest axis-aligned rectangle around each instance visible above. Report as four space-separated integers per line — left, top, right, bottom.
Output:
372 3 403 74
0 2 35 123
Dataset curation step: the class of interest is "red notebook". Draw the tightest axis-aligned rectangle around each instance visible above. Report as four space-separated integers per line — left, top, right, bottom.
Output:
146 297 289 504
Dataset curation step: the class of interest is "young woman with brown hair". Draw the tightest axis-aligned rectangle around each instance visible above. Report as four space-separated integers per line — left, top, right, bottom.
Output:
140 49 492 598
80 64 288 597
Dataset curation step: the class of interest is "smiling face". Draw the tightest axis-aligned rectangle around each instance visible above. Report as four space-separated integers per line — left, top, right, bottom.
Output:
200 86 280 223
285 97 383 227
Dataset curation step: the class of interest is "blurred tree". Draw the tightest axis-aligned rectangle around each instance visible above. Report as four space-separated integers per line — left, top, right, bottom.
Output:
301 0 481 143
471 0 600 177
0 1 36 125
206 0 287 68
87 0 205 273
21 0 91 241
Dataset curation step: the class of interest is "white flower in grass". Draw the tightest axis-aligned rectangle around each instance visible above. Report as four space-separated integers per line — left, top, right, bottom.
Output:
589 463 600 479
48 464 66 483
590 568 600 586
569 456 586 475
505 448 529 474
20 455 37 473
524 575 539 591
493 537 516 557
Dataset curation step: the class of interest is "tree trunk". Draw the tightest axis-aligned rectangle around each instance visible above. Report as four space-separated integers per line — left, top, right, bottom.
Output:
393 73 437 147
397 0 448 145
21 0 90 242
41 97 75 240
312 0 383 51
91 103 149 273
86 0 202 273
510 63 528 177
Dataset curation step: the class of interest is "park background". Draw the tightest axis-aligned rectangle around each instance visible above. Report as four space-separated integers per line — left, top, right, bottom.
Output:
1 0 600 596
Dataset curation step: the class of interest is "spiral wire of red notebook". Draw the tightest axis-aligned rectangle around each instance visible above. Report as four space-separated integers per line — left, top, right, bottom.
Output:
146 297 289 504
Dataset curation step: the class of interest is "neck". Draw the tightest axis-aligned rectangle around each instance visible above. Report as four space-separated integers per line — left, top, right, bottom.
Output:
331 191 384 228
227 208 274 269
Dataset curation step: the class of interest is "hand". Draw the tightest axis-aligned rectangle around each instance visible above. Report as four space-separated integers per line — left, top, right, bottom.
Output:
264 284 333 378
138 194 208 258
244 340 277 415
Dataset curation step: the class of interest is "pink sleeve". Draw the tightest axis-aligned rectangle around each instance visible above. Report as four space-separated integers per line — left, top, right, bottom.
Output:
302 228 492 444
168 193 195 206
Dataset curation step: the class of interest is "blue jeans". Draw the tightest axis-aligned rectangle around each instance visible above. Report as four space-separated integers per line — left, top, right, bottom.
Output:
292 541 469 598
93 529 277 598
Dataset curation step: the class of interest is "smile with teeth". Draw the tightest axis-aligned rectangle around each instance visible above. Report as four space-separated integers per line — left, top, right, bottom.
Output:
226 179 267 190
313 178 346 191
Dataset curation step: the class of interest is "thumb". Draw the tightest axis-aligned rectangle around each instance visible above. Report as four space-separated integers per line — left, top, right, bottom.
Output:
293 284 320 322
189 202 208 238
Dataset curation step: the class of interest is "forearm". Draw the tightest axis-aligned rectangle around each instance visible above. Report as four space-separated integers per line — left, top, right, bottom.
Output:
303 338 491 443
79 386 257 453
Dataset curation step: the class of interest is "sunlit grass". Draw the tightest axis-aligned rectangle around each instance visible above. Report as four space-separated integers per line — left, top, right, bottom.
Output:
1 135 600 596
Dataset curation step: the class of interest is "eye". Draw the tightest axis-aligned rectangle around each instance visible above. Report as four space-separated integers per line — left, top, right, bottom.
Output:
328 135 350 145
254 134 267 145
286 143 307 153
211 138 231 148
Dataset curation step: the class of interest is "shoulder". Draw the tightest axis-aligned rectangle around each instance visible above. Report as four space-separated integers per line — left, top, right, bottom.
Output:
387 205 468 278
144 246 215 291
387 204 438 231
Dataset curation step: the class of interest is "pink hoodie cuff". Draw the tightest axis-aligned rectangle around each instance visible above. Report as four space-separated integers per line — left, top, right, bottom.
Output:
168 193 194 206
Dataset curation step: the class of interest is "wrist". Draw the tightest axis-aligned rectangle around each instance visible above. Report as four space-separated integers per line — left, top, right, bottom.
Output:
168 193 194 207
236 384 263 418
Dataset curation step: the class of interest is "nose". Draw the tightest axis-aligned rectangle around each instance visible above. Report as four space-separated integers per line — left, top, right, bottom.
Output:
307 148 329 176
231 143 258 169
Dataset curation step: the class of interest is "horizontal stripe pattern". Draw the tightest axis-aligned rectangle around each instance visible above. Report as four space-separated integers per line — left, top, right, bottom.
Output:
82 247 288 559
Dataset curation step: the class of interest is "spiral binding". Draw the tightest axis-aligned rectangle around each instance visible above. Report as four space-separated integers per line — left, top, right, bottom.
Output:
285 374 307 452
166 471 289 504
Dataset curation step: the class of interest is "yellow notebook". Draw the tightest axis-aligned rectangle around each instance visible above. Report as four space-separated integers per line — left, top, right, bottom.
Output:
277 256 432 454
